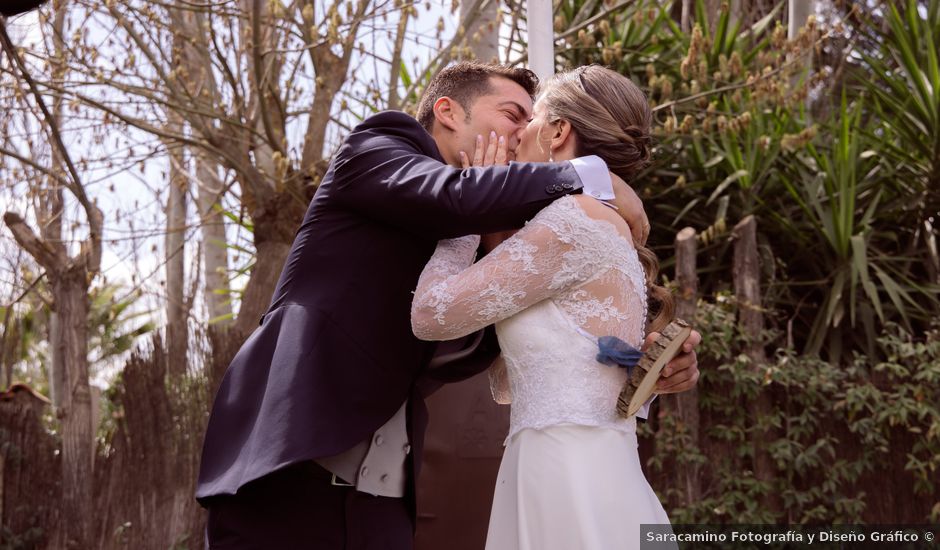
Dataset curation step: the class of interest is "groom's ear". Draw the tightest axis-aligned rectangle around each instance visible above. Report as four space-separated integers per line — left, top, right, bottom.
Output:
432 97 463 133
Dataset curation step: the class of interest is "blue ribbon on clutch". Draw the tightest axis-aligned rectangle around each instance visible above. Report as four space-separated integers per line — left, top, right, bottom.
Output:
596 336 643 375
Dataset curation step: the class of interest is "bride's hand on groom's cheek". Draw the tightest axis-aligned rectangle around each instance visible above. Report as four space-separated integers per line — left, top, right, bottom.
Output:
608 173 649 246
648 329 702 394
459 131 509 168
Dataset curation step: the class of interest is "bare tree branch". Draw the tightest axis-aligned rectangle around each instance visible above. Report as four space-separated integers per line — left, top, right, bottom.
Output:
2 212 67 271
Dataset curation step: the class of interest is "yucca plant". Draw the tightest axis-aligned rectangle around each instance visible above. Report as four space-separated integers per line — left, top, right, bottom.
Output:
778 95 907 357
856 0 940 296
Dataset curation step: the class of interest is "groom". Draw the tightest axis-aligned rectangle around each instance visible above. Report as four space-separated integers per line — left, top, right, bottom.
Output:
197 62 701 549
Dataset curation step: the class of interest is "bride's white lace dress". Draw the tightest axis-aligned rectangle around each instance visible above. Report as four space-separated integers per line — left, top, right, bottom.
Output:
412 195 671 550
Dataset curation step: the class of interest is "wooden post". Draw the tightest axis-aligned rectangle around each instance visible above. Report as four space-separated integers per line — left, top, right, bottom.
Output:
657 228 700 509
733 217 764 362
732 215 780 514
673 227 701 506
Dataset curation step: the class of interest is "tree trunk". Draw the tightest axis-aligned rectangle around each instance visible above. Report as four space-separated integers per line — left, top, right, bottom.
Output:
53 270 94 549
169 3 233 327
681 0 692 33
195 152 233 325
165 113 189 377
461 0 499 62
302 75 342 180
232 212 298 336
732 215 780 515
48 305 66 405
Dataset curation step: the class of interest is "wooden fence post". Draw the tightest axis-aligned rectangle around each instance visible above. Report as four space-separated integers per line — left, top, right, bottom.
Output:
732 215 780 514
673 227 701 507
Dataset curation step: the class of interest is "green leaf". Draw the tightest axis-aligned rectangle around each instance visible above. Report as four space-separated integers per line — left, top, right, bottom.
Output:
703 154 725 169
825 269 847 329
741 1 785 40
399 61 412 89
671 197 702 227
851 234 884 324
706 169 749 205
873 266 913 329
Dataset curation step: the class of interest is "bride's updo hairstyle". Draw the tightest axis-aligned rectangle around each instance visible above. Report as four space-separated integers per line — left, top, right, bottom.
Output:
540 65 674 333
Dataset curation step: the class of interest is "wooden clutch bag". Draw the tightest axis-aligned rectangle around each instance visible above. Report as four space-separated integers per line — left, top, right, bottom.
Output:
616 319 692 418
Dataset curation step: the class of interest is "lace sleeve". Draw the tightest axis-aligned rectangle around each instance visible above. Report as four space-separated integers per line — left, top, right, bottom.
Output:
411 196 604 341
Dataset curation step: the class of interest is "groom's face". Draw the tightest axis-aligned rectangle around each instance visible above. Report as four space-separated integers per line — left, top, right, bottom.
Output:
454 76 534 163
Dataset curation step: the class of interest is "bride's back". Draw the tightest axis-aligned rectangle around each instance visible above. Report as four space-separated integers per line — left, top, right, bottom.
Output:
495 195 646 440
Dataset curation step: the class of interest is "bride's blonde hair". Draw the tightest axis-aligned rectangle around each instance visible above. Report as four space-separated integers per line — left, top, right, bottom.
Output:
540 65 675 333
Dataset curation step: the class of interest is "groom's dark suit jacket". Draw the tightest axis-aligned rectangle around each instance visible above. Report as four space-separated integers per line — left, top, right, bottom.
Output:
196 111 584 508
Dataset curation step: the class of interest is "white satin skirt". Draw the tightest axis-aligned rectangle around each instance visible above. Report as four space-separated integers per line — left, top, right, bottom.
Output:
485 424 671 550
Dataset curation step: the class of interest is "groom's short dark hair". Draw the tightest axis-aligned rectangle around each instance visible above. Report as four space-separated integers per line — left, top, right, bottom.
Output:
416 62 539 132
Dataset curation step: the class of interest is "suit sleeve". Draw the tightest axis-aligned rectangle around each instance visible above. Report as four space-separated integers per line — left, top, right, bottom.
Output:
328 116 584 239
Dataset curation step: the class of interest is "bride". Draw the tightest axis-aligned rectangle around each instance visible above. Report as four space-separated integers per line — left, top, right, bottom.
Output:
411 65 676 549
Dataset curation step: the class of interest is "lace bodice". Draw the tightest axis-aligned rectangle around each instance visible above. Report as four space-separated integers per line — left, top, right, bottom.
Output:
412 195 648 439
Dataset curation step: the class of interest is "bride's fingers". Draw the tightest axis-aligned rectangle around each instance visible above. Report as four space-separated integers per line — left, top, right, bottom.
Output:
682 330 702 353
655 351 699 393
661 349 696 379
630 210 650 246
609 173 650 246
472 134 485 166
656 367 699 393
483 131 498 165
459 151 470 169
637 221 651 246
468 132 507 166
494 135 508 165
641 332 658 352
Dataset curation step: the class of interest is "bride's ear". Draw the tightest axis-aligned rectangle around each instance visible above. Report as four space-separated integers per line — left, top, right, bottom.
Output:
549 119 574 154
